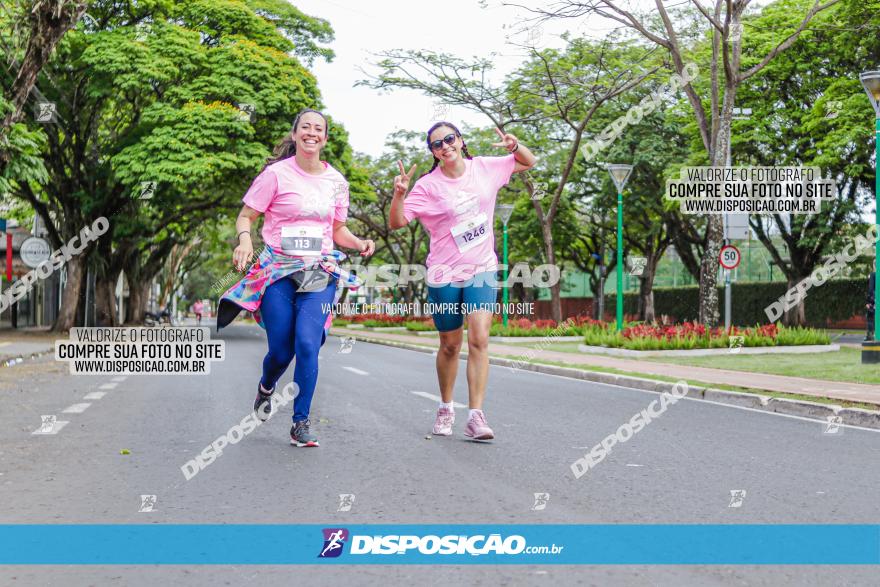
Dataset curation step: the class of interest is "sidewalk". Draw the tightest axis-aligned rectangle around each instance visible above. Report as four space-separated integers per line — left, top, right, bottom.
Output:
330 327 880 407
0 327 58 363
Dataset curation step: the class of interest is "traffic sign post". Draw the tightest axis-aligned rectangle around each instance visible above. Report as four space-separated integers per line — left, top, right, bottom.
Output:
719 245 741 331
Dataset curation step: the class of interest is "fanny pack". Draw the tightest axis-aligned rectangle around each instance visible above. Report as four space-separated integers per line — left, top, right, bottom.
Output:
288 268 337 292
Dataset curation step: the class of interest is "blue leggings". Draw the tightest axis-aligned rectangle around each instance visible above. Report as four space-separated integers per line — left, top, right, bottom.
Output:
259 276 336 422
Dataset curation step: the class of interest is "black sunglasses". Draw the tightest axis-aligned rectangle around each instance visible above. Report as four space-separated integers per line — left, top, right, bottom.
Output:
429 133 457 151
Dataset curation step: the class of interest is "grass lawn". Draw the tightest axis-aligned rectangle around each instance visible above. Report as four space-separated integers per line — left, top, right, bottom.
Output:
642 347 880 385
501 341 880 385
827 329 864 336
504 341 583 352
523 359 880 410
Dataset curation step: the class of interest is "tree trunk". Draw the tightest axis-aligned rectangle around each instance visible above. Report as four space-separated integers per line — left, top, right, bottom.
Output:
639 257 657 323
596 243 606 321
95 272 120 327
699 87 735 326
782 275 807 327
667 219 703 281
540 222 562 322
126 281 150 325
53 255 86 332
698 223 724 325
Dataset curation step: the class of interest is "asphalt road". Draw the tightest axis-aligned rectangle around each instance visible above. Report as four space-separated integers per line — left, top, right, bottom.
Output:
1 321 878 586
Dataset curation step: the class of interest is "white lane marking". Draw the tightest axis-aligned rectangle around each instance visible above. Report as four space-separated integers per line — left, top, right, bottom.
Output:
31 421 70 435
410 391 467 409
364 343 880 434
342 366 369 376
99 383 117 390
62 403 91 414
111 376 126 383
83 392 106 400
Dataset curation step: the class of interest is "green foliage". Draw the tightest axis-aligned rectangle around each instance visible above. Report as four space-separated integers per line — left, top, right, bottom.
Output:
582 323 830 350
606 278 870 326
0 97 49 197
718 0 878 284
7 0 341 323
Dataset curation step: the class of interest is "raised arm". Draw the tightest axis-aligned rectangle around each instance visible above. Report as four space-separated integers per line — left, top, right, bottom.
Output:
389 159 418 230
492 127 536 174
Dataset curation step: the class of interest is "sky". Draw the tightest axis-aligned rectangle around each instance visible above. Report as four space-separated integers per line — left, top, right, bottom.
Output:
291 0 614 158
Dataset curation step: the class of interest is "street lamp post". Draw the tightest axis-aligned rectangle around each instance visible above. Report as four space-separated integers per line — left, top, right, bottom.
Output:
496 204 515 327
859 70 880 363
607 164 633 332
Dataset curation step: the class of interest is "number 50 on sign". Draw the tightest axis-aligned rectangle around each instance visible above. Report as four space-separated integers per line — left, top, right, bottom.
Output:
719 245 741 270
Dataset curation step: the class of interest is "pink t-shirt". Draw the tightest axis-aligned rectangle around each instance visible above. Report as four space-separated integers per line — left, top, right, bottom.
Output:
404 155 515 283
242 156 350 255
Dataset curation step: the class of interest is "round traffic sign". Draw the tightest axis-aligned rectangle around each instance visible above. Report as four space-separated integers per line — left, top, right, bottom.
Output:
20 237 52 268
719 245 741 270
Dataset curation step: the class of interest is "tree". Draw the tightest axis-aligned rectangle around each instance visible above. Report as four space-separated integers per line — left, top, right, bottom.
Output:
9 0 336 330
0 0 87 174
359 38 655 320
566 202 618 320
348 131 431 304
735 0 879 324
607 115 689 321
531 0 843 325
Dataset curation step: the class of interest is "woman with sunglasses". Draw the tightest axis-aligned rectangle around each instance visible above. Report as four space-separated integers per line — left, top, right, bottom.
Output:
218 108 374 448
389 122 535 440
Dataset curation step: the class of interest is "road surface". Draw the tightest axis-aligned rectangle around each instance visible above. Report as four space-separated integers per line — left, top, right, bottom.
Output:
1 322 878 585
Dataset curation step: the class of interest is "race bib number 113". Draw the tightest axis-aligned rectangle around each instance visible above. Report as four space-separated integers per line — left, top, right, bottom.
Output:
281 225 323 256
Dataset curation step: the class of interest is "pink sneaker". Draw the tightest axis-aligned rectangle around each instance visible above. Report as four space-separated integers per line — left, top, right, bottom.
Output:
432 406 455 436
464 411 494 440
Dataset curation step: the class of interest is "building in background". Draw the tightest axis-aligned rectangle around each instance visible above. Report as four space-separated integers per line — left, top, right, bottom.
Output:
0 216 62 328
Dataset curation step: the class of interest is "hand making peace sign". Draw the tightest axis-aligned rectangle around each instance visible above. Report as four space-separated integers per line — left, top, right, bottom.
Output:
393 160 418 198
492 127 519 153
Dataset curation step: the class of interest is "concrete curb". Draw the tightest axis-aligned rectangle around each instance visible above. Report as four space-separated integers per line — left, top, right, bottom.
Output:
331 329 880 431
0 346 54 368
366 326 408 332
491 335 583 343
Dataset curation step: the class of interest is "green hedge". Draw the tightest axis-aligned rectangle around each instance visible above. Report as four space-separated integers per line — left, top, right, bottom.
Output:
604 278 868 326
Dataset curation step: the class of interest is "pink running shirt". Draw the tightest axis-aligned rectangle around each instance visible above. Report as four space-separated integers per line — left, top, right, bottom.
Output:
403 155 515 283
242 156 349 255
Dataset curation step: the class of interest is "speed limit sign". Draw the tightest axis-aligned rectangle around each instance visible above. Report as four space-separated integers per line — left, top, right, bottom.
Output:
719 245 741 270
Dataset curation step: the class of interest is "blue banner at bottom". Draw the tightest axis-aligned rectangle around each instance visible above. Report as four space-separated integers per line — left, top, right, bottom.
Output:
0 525 878 565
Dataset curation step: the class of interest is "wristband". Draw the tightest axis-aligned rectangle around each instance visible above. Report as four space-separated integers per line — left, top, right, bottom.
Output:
510 143 519 153
237 230 250 240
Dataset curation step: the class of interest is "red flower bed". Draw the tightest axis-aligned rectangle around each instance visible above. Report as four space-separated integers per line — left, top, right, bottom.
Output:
620 321 779 341
343 313 408 324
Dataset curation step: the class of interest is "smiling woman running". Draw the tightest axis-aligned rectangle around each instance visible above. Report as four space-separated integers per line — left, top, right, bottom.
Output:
218 108 374 448
389 122 535 440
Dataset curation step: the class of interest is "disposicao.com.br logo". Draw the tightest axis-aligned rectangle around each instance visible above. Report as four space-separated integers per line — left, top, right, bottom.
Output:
318 528 563 558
